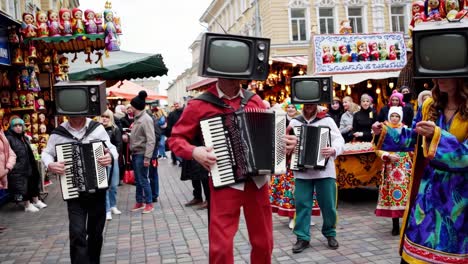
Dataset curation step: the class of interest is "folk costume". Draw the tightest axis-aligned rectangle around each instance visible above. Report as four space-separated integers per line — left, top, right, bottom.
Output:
376 98 468 263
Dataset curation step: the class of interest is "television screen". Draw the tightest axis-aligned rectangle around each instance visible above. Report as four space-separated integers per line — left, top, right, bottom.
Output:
199 32 270 80
291 76 333 104
295 81 320 100
209 40 250 73
54 81 106 116
419 34 467 71
57 88 88 112
413 20 468 78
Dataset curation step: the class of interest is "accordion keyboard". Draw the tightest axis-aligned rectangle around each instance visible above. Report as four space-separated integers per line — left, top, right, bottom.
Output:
290 126 302 171
56 144 79 200
200 116 236 187
92 142 108 189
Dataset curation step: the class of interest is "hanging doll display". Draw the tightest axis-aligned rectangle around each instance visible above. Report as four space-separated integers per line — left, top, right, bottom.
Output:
368 42 380 61
84 9 98 34
36 11 49 37
8 26 19 44
59 8 73 36
21 12 37 38
357 40 369 62
103 8 121 54
95 12 104 33
72 8 85 35
48 10 61 36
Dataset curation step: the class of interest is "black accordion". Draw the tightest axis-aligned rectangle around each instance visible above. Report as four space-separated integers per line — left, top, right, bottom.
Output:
56 140 108 200
200 109 286 188
290 125 331 170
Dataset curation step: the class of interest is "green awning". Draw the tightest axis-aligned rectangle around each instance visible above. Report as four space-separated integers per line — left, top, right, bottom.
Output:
68 50 168 80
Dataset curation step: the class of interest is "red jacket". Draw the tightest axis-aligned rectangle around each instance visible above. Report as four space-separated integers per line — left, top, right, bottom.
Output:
167 84 265 160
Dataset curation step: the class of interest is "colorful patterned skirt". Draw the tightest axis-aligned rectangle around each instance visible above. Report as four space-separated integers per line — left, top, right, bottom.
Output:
375 152 412 218
270 169 320 218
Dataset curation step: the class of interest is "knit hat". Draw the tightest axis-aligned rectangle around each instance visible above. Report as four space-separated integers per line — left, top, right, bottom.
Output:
130 90 147 111
417 90 432 107
388 90 405 106
10 117 25 130
360 93 372 102
388 106 403 121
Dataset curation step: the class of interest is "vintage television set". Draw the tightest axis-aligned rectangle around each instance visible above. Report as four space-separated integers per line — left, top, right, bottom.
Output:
412 20 468 78
53 81 107 116
290 76 333 104
198 32 271 80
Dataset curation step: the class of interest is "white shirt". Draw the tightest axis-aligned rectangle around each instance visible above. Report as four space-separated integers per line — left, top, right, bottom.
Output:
214 85 269 191
41 118 118 169
289 115 344 180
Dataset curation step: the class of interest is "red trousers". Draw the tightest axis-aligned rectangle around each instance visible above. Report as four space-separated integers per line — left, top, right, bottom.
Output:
209 179 273 264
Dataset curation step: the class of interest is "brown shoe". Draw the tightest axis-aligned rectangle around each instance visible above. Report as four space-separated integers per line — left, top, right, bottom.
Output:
185 198 202 207
197 201 208 210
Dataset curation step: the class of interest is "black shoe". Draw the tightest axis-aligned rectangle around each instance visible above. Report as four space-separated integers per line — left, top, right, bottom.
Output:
392 227 400 236
292 239 309 253
327 236 339 249
152 197 158 203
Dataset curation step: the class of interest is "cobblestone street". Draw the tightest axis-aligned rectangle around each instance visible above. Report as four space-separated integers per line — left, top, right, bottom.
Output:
0 158 402 263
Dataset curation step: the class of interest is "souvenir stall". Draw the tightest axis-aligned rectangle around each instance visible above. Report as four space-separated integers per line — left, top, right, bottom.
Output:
310 32 408 189
0 1 123 204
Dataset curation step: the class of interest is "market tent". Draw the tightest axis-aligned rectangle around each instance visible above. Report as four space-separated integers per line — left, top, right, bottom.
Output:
332 71 401 85
107 80 167 101
68 50 168 80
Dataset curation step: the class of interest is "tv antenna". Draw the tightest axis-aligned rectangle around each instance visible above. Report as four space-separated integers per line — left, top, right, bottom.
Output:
205 11 228 34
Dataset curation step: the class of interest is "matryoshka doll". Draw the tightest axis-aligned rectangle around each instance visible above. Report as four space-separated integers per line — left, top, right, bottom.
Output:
48 10 61 37
21 12 37 38
410 1 426 28
84 9 98 34
59 8 73 36
95 12 104 33
322 45 334 64
72 8 85 34
388 45 397 60
36 11 49 37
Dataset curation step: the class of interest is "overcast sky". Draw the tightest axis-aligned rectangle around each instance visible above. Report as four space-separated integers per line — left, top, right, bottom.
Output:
78 0 213 91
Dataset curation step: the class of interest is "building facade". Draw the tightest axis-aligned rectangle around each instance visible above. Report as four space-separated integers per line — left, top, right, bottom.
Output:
167 0 413 104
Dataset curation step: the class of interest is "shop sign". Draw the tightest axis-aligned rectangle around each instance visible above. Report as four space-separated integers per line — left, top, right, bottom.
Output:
0 37 10 66
312 33 407 75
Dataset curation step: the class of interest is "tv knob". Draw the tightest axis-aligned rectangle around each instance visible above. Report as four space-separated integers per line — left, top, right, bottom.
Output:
257 65 265 72
323 85 328 91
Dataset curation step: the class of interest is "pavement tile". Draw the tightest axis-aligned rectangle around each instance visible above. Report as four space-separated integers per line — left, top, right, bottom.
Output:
0 158 403 263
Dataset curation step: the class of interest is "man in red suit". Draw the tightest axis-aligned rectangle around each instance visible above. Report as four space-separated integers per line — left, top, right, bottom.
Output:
168 78 297 264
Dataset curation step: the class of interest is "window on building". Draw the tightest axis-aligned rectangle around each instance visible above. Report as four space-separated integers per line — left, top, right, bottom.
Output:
348 7 363 33
290 8 307 41
390 6 405 33
319 8 334 34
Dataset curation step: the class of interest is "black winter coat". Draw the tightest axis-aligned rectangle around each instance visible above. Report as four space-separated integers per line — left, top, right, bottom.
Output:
352 107 377 142
5 130 40 199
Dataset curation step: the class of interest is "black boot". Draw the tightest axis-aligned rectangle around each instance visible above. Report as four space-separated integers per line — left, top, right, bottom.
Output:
292 239 310 253
392 218 400 236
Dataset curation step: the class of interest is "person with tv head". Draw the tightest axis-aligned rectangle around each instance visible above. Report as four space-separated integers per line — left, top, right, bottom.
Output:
288 102 345 253
168 32 298 264
41 97 118 263
372 77 468 263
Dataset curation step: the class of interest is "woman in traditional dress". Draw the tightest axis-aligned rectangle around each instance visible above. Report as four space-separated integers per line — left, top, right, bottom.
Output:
374 106 412 236
372 78 467 263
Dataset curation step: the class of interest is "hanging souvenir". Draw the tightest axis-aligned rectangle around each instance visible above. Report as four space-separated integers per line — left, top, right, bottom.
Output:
59 8 73 36
26 93 35 107
21 12 37 38
85 46 92 63
36 11 49 37
8 26 19 43
12 47 24 66
11 92 19 107
95 12 104 33
103 6 120 54
23 114 31 124
84 9 98 34
48 10 61 37
72 8 85 35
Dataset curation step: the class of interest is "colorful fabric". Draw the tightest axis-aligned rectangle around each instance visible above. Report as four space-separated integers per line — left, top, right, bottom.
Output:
335 152 382 189
269 169 320 218
375 151 412 218
378 98 468 263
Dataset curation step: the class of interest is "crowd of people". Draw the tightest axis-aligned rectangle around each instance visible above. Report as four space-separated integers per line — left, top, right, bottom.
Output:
0 75 465 264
